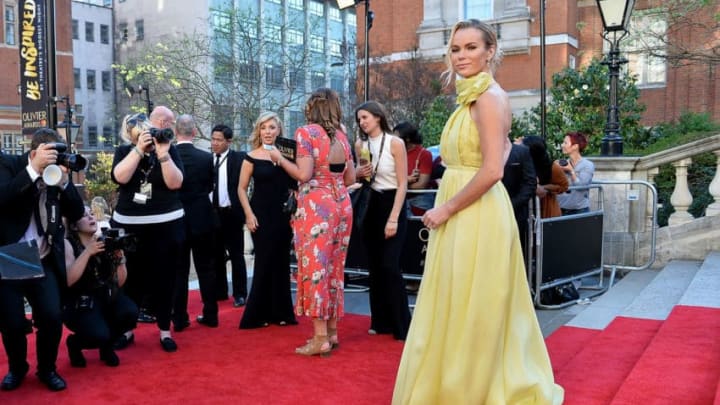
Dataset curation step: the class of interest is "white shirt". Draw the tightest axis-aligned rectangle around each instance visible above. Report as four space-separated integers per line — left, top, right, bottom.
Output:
368 133 399 191
20 158 50 257
209 148 231 208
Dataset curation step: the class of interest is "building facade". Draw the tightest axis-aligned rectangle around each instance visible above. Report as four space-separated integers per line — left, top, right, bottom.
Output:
361 0 720 126
0 0 76 155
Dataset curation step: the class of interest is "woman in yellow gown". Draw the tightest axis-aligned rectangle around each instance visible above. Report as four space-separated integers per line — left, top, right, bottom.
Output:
392 19 564 405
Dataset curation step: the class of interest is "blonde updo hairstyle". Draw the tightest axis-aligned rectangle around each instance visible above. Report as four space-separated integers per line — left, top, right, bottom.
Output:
119 112 151 144
304 88 343 141
442 19 504 86
249 111 285 150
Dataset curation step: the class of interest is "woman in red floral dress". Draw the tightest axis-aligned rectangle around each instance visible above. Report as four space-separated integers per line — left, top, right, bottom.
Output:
268 88 356 356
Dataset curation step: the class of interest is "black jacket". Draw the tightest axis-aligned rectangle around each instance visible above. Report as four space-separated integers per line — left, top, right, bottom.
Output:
222 149 246 223
502 143 537 222
177 143 215 235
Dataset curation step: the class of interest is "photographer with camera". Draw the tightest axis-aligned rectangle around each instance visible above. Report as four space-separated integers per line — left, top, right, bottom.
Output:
63 208 138 368
0 128 85 391
111 107 185 353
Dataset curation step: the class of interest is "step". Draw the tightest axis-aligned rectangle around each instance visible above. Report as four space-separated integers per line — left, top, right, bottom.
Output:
679 251 720 309
620 260 701 320
566 269 659 330
610 305 720 404
545 326 600 374
554 317 662 405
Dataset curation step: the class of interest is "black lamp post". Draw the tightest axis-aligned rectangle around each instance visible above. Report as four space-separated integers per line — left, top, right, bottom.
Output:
337 0 374 102
51 95 79 148
596 0 635 156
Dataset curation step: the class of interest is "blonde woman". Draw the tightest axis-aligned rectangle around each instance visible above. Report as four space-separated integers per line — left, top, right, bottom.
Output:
237 112 297 329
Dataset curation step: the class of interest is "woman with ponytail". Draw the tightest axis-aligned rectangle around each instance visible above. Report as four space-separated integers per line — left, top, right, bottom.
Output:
267 88 356 356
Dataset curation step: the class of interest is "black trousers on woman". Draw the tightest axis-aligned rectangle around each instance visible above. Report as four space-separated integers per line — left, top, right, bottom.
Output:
112 218 185 331
63 291 138 349
362 189 411 340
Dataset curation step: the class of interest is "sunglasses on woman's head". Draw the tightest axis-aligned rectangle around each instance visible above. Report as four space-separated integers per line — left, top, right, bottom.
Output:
126 114 148 129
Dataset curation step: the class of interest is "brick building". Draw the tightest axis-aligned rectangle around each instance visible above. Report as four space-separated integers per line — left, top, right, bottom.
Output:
357 0 720 126
0 0 76 155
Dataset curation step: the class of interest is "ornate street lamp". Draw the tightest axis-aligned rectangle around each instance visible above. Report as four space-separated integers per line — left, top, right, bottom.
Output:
337 0 374 102
596 0 635 156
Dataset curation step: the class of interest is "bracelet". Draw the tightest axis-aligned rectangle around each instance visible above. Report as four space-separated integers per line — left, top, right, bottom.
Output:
132 146 144 158
158 155 170 163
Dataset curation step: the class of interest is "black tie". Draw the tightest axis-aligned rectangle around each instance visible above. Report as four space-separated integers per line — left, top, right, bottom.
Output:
34 180 46 237
213 154 221 208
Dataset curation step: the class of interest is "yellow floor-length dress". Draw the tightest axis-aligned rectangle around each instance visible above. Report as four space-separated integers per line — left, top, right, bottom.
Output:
392 73 564 405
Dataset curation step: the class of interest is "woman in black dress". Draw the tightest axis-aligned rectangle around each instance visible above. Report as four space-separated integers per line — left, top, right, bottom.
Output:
238 112 298 329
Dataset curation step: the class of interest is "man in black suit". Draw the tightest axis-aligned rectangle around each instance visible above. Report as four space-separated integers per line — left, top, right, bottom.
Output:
210 124 247 307
502 142 537 262
0 129 85 391
172 115 219 330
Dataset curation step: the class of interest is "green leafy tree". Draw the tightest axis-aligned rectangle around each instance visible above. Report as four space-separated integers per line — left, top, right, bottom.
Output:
520 59 646 156
419 96 453 147
83 152 117 209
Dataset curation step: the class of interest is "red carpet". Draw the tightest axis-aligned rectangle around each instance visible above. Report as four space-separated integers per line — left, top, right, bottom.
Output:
0 292 404 405
545 325 600 374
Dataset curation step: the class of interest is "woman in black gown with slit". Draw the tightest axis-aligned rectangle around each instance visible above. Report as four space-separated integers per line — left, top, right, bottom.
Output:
238 112 298 329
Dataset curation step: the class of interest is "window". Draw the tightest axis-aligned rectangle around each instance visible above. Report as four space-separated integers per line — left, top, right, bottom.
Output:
118 22 128 43
330 75 344 93
289 69 305 90
85 22 94 42
102 126 113 147
88 126 98 148
347 12 356 26
287 29 303 46
213 10 231 34
265 65 284 87
2 133 23 155
329 39 342 57
72 19 79 40
102 71 111 91
266 24 281 43
465 0 493 20
329 6 341 21
87 69 96 90
308 1 324 17
622 13 667 86
310 35 324 53
288 0 303 10
288 111 304 134
135 19 144 41
311 71 325 89
74 68 81 89
100 24 109 44
5 5 16 45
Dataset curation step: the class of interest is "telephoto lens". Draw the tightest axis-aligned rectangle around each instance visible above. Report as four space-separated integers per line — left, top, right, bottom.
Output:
558 159 568 167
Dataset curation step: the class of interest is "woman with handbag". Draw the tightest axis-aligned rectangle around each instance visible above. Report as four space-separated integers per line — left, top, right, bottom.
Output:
237 112 298 329
354 101 411 341
267 88 355 356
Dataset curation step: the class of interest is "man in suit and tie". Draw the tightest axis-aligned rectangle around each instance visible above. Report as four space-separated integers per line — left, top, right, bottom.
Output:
0 129 85 391
502 141 537 262
210 124 247 307
172 115 219 330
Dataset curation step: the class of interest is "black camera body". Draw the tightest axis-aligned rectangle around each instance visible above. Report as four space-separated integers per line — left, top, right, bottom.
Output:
98 227 137 253
558 159 569 167
46 142 88 171
149 127 174 143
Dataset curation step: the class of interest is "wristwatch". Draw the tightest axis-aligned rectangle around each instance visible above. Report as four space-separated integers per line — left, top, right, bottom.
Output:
157 155 170 163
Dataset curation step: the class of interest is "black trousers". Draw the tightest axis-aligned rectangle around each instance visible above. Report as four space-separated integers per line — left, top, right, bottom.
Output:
63 290 138 349
113 218 185 331
362 189 411 340
174 229 217 323
0 259 62 374
214 209 247 300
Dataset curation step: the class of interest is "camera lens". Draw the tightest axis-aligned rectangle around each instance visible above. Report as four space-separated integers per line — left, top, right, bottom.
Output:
558 159 568 167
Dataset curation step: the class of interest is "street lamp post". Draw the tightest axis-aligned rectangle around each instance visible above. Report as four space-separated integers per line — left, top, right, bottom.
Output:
596 0 635 156
337 0 374 102
51 95 79 149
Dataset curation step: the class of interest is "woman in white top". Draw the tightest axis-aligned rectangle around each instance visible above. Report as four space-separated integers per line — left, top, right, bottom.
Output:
354 100 411 340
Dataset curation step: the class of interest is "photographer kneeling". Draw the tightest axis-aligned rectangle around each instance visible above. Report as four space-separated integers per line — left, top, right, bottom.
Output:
63 208 138 367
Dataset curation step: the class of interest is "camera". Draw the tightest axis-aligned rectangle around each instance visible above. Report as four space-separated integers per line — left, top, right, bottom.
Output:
149 127 174 143
98 227 137 253
558 159 569 167
46 142 88 171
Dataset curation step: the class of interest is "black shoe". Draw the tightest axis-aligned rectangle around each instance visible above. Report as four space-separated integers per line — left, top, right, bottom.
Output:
66 335 86 368
1 369 27 391
233 297 246 307
196 315 219 328
113 333 135 350
137 308 157 323
36 370 67 391
160 337 177 353
173 319 191 332
99 347 120 367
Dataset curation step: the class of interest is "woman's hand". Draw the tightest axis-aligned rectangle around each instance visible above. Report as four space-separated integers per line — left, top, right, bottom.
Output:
384 220 398 239
356 162 372 181
422 204 451 230
86 236 106 256
154 137 171 157
137 131 154 153
246 213 259 233
267 147 283 164
536 185 548 198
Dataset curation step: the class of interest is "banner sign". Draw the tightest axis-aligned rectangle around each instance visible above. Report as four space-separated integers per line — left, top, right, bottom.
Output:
19 0 49 135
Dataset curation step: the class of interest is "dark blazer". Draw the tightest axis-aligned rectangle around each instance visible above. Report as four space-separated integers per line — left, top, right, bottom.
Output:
223 149 246 223
502 143 537 223
177 143 215 235
0 151 85 280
